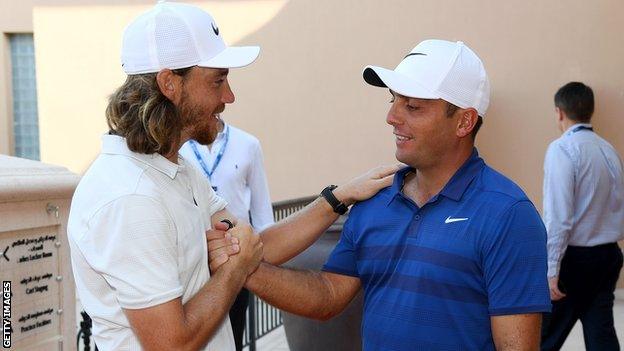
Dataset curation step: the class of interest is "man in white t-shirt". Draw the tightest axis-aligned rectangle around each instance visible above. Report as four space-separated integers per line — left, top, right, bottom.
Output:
180 119 274 350
68 2 396 350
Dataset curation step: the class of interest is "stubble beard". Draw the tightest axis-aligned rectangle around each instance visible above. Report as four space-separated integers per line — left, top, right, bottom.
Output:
179 92 224 146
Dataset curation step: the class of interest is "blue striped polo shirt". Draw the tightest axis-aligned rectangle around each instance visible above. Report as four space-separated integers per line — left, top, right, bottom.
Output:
323 149 551 350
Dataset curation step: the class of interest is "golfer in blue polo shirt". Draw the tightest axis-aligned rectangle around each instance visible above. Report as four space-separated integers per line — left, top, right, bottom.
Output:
245 40 551 350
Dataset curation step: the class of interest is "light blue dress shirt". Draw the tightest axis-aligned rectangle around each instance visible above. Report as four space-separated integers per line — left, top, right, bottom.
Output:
543 123 624 277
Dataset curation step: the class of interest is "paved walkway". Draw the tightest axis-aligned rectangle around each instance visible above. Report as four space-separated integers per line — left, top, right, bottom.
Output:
249 289 624 351
561 289 624 350
246 326 289 351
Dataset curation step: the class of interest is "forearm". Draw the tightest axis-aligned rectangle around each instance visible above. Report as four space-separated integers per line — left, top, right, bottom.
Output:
259 197 340 265
259 166 398 264
178 264 247 350
492 314 541 351
245 263 340 320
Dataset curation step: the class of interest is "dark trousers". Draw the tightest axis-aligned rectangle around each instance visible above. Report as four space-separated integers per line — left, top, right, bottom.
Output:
541 243 623 351
229 288 250 351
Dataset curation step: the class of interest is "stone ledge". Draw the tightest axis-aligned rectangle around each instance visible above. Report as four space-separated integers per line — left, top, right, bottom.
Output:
0 155 80 203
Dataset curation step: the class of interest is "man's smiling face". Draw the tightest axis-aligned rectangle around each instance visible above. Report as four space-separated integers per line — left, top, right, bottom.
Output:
386 91 460 169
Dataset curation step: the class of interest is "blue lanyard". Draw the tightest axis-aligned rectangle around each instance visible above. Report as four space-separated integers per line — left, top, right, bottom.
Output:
572 125 593 133
189 125 229 181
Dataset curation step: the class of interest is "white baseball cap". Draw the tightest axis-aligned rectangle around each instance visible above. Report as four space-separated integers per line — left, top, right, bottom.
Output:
121 1 260 75
363 40 490 117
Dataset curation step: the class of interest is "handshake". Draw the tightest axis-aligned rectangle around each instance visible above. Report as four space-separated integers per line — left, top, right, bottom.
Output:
205 221 264 277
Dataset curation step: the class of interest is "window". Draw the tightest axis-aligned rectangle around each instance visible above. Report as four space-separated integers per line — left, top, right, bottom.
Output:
9 34 39 160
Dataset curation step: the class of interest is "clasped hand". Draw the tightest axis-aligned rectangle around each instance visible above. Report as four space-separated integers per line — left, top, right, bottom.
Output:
206 222 263 275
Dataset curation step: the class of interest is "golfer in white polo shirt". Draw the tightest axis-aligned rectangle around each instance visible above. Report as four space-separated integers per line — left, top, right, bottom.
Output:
67 2 396 350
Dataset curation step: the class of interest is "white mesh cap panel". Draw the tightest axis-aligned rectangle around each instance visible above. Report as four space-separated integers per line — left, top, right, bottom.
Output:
121 2 259 74
436 45 490 116
121 10 157 74
154 10 200 70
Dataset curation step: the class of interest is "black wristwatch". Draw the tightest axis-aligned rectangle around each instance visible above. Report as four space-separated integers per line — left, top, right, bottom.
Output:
321 185 349 215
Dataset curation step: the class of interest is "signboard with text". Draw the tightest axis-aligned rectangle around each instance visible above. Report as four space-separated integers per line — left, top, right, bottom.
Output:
0 226 62 348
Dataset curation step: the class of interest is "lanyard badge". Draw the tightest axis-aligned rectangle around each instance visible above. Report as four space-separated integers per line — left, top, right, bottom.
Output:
189 125 230 187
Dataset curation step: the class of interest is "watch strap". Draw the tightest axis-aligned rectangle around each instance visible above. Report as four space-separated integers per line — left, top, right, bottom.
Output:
321 185 348 215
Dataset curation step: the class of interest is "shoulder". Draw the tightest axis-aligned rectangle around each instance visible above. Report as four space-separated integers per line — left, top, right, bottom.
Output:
352 186 394 212
595 133 622 157
473 167 544 241
475 165 531 204
72 155 152 218
545 137 572 158
228 125 261 147
345 186 395 229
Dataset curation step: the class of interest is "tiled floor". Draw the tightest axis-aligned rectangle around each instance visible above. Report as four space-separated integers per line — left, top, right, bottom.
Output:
250 289 624 351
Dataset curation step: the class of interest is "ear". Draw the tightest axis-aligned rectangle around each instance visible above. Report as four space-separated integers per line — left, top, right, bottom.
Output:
456 108 479 138
555 107 565 122
156 69 182 104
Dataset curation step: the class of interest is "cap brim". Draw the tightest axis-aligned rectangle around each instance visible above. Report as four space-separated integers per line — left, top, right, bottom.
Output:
199 46 260 69
363 65 438 100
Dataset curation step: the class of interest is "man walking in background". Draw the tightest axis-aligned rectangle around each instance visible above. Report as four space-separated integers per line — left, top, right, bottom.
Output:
541 82 624 350
180 118 274 350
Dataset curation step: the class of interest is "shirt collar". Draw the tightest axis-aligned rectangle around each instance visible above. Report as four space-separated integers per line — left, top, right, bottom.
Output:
439 148 484 201
386 148 485 206
215 122 229 141
564 123 592 136
101 134 180 179
386 166 414 205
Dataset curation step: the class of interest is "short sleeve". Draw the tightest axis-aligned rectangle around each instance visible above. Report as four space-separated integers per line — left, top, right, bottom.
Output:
202 180 228 216
185 161 228 226
322 217 359 277
483 200 551 315
80 195 183 309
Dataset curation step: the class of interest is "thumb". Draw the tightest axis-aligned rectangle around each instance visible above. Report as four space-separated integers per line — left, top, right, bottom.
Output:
213 221 229 231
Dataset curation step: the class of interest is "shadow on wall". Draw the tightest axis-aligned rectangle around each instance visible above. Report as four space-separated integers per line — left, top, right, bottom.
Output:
34 0 624 203
223 0 624 204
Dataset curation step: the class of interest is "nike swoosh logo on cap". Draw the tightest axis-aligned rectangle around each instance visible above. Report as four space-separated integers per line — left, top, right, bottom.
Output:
445 216 468 224
404 52 427 59
212 23 219 36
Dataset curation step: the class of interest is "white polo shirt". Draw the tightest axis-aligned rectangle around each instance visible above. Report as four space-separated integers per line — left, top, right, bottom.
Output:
68 135 235 351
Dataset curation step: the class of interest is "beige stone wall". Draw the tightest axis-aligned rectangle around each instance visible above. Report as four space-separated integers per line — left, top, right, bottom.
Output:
0 0 155 156
26 0 624 207
31 0 289 174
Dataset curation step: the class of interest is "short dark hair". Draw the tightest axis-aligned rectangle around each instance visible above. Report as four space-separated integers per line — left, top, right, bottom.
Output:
446 102 483 139
554 82 594 123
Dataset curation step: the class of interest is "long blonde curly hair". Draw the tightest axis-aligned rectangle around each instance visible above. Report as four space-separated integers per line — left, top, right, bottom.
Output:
105 68 191 155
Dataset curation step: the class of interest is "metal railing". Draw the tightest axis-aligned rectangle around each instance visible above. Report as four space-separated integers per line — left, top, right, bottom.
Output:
78 195 318 351
242 195 317 350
